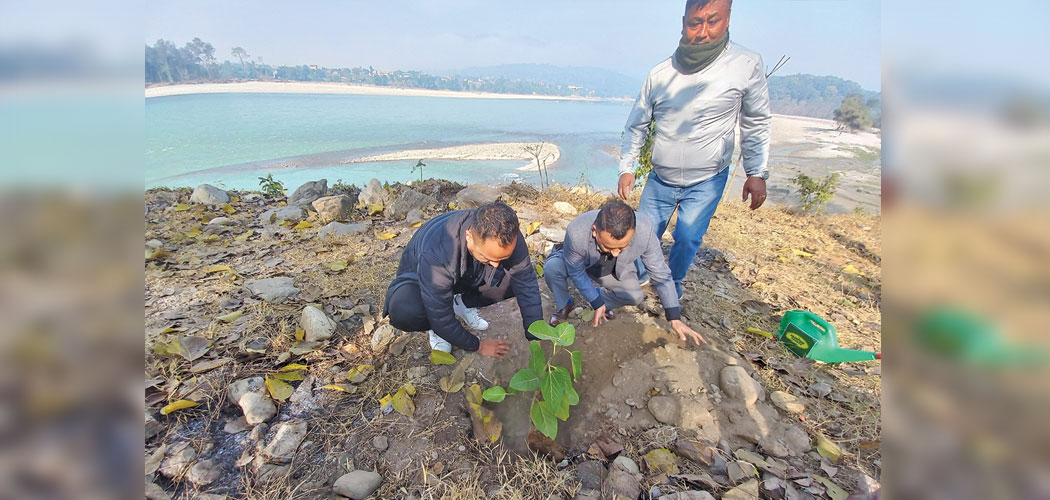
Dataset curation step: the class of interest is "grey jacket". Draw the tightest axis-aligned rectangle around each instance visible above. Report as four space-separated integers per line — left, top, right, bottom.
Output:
619 41 772 187
561 210 680 320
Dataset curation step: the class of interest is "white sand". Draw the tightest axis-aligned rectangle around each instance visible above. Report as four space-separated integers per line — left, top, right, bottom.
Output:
770 114 881 159
344 142 561 172
145 81 622 102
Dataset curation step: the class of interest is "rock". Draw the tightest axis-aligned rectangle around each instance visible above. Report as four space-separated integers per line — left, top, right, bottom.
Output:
301 305 337 342
159 442 197 478
596 434 625 458
612 455 639 475
659 492 715 500
719 366 763 405
552 201 578 216
358 178 390 207
807 381 833 398
770 391 805 414
727 460 757 484
527 428 566 461
287 179 328 206
372 435 388 452
333 470 383 500
260 205 308 225
262 420 308 463
145 482 171 500
224 416 251 434
406 209 424 226
243 193 263 202
228 376 266 404
781 425 811 455
644 449 680 475
186 459 220 486
370 324 398 353
758 437 791 458
721 479 759 500
319 221 369 238
146 238 163 249
647 396 680 425
190 184 229 205
239 392 277 425
386 189 436 219
455 184 502 208
406 366 428 380
311 195 352 223
289 375 319 412
674 439 716 466
244 277 300 303
145 411 164 440
256 463 290 483
537 225 566 242
577 460 606 491
607 462 641 500
207 216 238 226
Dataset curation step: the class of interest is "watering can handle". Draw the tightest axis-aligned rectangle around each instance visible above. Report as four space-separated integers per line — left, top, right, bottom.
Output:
807 313 836 338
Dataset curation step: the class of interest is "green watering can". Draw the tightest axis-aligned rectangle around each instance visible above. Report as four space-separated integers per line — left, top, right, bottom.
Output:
777 310 880 363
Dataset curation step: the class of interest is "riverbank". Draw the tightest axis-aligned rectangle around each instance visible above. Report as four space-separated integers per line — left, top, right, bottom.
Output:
145 81 625 102
344 142 561 172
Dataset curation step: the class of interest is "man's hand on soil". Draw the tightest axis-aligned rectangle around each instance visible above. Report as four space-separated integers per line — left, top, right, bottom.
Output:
478 339 511 359
670 319 706 345
593 304 608 328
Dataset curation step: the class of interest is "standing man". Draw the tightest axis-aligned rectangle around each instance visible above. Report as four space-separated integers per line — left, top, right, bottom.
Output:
544 202 705 345
383 202 543 359
618 0 771 298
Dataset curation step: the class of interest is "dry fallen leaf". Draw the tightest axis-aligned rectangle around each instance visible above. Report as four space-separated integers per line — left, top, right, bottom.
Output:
265 375 294 401
525 221 542 236
430 350 456 365
326 260 348 271
391 388 415 417
376 231 397 240
293 221 313 230
217 310 242 323
160 399 199 415
321 383 355 393
173 203 192 212
235 229 254 242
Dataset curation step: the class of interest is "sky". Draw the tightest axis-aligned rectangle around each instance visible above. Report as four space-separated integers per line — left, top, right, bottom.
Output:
144 0 883 90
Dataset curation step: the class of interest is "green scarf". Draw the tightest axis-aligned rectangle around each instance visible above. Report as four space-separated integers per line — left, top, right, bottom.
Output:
674 32 729 74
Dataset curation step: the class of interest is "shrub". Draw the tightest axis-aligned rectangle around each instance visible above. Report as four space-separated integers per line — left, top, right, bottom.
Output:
257 173 285 197
793 172 840 213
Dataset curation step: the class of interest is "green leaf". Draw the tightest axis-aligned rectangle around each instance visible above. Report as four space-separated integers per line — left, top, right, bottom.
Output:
554 322 575 346
541 367 570 408
528 341 545 375
565 384 580 406
430 350 457 365
482 386 507 402
581 308 594 322
570 350 582 382
553 393 570 421
530 400 558 440
527 320 559 343
509 368 541 392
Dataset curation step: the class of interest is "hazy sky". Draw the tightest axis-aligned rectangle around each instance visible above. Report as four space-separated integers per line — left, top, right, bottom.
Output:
145 0 881 90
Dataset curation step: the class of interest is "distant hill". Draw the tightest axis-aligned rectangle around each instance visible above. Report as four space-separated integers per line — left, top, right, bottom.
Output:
449 64 641 99
768 73 880 121
454 65 880 122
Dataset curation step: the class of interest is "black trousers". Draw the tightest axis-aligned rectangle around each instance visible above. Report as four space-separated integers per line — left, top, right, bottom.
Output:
386 275 516 333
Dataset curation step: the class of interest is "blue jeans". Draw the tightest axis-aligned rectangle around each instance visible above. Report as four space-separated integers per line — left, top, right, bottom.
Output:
635 167 730 297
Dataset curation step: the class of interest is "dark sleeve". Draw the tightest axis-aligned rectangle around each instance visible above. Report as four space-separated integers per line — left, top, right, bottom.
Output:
638 223 681 320
418 251 480 351
506 232 544 336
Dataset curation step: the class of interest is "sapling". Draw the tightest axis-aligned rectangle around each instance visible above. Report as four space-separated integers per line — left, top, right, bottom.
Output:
481 320 582 440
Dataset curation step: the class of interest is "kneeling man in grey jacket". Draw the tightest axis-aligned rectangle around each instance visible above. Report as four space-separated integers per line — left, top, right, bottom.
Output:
544 201 705 345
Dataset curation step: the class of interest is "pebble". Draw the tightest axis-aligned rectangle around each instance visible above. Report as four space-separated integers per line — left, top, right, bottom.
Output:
224 416 251 434
613 456 639 475
301 305 337 342
333 470 383 500
770 391 806 414
262 420 308 463
372 435 389 451
239 392 277 425
186 459 220 486
719 365 763 406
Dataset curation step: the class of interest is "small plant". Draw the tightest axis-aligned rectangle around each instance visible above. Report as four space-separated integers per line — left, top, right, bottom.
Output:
793 172 840 213
258 173 285 197
331 178 355 193
412 159 426 183
632 121 656 185
481 320 581 440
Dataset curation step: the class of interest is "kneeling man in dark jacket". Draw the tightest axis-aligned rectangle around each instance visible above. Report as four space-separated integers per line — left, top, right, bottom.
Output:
383 202 543 359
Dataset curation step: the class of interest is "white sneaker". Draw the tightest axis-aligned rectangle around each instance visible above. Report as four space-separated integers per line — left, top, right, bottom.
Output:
428 330 451 353
453 294 489 330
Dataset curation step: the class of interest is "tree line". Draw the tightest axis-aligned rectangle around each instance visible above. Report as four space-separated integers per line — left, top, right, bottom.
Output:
145 38 608 97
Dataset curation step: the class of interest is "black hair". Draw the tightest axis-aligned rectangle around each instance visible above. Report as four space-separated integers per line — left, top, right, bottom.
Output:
594 202 636 240
469 202 519 246
686 0 731 13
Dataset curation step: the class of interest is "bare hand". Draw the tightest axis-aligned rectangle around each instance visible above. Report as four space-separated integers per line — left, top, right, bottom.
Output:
742 177 767 210
670 319 706 345
618 173 635 200
478 339 511 359
592 305 608 328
